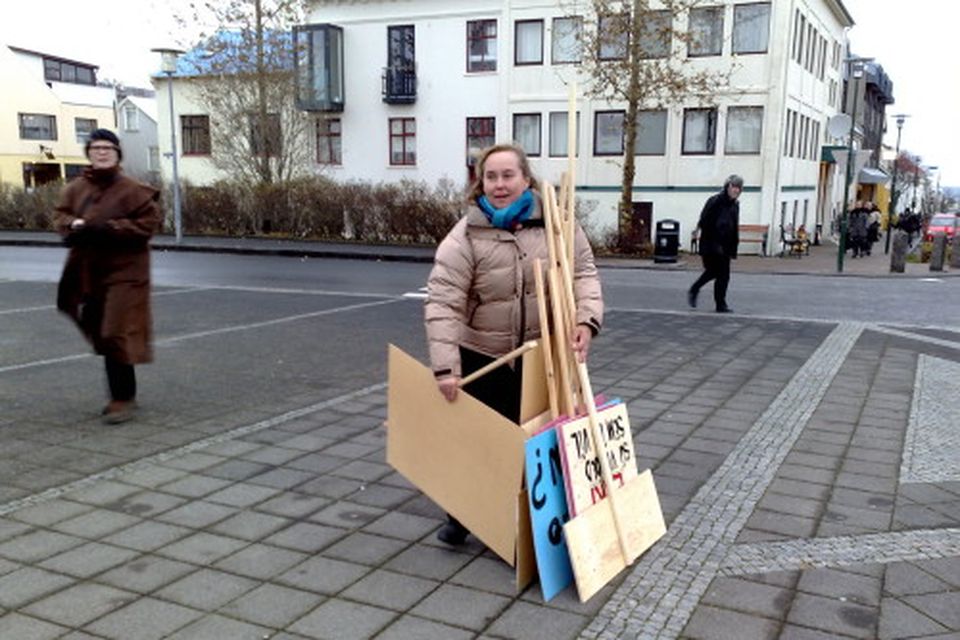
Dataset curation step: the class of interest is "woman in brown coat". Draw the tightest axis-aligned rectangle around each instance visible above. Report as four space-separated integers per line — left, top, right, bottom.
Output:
54 129 162 424
424 143 604 545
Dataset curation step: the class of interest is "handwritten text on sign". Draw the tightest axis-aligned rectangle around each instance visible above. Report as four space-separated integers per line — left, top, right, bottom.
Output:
557 401 637 517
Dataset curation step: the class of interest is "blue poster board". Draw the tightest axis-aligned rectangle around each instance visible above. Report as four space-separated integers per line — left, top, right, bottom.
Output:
524 427 574 601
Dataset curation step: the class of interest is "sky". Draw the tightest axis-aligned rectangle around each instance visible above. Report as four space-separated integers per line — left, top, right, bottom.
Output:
2 0 956 187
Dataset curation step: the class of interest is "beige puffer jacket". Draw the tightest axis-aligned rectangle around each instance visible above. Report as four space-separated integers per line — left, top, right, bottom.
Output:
425 192 603 378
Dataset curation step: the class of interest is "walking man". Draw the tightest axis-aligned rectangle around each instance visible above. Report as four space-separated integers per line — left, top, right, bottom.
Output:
688 175 742 313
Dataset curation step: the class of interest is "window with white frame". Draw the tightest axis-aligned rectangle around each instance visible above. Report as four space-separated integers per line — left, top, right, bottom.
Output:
635 109 667 155
682 108 717 154
75 118 97 144
551 16 582 63
19 113 57 140
688 6 723 57
467 19 497 72
389 117 416 165
512 113 541 156
515 19 543 65
639 10 671 59
725 106 763 154
316 117 342 165
598 14 628 60
122 105 139 131
732 3 770 54
593 111 624 156
548 111 580 157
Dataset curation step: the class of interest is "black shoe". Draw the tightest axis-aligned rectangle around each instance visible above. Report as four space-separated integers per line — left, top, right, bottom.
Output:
687 289 698 308
437 518 468 546
716 306 733 314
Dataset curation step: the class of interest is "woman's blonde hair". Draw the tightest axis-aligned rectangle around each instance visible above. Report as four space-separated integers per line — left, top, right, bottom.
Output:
468 143 540 202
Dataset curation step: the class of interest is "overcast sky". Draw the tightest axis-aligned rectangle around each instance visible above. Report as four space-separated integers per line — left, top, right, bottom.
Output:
2 0 956 186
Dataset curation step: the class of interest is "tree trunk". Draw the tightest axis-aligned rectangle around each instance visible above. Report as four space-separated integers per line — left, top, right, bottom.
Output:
618 0 644 251
255 0 272 185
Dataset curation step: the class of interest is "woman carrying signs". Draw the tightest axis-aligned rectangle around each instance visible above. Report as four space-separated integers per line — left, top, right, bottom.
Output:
424 143 604 545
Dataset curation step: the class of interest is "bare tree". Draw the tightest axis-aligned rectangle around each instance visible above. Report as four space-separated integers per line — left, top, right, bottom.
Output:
567 0 736 249
176 0 311 186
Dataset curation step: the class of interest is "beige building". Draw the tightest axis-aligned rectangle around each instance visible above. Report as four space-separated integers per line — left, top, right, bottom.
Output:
0 44 115 188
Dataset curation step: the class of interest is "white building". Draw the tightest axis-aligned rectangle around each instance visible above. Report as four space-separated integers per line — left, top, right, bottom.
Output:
116 96 160 183
156 0 856 253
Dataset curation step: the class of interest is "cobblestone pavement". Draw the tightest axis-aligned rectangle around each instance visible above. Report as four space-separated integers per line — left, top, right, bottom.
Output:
1 243 959 638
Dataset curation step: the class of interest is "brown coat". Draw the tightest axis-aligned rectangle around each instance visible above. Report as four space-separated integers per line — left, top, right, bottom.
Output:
425 193 603 377
54 168 161 364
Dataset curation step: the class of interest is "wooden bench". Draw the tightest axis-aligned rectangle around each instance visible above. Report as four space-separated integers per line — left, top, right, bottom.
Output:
738 224 769 256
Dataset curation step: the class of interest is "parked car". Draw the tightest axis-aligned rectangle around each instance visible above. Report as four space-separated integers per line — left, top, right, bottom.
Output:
924 213 960 241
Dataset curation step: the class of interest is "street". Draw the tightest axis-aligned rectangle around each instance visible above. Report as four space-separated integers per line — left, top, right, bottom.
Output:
0 246 958 639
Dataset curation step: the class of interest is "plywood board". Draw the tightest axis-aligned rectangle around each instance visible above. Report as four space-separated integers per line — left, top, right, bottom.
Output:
386 345 526 564
557 402 638 517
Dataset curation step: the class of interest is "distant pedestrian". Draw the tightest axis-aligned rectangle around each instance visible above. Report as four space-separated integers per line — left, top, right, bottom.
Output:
866 203 881 255
848 201 869 258
54 129 162 424
688 175 741 313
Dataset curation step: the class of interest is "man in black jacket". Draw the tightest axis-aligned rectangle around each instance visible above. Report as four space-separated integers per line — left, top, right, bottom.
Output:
688 175 742 313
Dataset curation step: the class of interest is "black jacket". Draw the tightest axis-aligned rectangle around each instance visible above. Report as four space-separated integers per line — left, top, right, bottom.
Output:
697 190 740 258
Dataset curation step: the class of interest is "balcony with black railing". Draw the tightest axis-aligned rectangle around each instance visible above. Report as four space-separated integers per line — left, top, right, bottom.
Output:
382 67 416 104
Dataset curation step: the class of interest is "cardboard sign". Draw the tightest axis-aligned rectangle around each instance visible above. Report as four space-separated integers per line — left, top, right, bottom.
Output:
524 427 573 601
557 401 637 517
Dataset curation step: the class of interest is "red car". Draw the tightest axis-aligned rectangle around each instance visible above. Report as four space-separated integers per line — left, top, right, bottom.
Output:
925 213 960 241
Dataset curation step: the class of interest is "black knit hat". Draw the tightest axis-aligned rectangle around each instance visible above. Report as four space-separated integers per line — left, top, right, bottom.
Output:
85 128 123 161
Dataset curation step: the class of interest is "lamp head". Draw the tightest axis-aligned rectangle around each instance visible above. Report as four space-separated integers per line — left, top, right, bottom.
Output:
152 47 184 74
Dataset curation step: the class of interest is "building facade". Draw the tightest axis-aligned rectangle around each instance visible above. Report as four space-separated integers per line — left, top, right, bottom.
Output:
0 45 116 188
116 96 161 183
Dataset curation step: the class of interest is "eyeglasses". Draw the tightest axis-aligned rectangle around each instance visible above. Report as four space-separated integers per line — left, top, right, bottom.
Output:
88 145 118 152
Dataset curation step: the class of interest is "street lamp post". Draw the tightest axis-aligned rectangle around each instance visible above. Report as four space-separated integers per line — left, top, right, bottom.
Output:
152 47 185 243
911 157 921 212
837 56 873 273
884 113 908 255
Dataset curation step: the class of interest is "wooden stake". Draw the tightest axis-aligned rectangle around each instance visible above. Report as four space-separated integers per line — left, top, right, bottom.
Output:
533 259 559 419
458 341 539 387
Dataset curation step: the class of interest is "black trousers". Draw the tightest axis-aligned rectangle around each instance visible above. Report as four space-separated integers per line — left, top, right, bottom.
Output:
690 254 731 310
105 358 136 401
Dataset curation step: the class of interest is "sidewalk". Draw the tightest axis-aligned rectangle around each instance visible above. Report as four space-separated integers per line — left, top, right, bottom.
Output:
1 229 953 277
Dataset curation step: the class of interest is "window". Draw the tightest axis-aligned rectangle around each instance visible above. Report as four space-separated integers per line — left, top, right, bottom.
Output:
389 117 416 165
43 57 95 85
598 14 628 60
552 16 582 63
249 113 282 157
682 108 717 154
689 6 723 57
388 24 415 69
467 19 497 72
725 106 763 154
19 113 57 140
548 111 580 157
512 113 541 156
639 10 671 59
732 3 770 54
181 115 211 155
515 20 543 65
792 11 803 63
788 110 797 157
466 117 496 165
122 105 139 131
294 23 344 112
635 109 667 155
316 118 342 165
593 111 624 156
75 118 97 144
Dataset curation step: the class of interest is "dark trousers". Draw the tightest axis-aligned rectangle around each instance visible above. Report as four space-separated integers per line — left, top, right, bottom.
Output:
105 358 136 401
690 254 731 310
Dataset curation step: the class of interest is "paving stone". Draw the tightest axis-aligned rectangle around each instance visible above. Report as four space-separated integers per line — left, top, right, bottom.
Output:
248 467 315 490
681 603 780 640
65 480 142 506
23 582 136 628
51 509 141 539
218 583 320 629
913 557 960 589
879 596 949 639
155 500 237 529
485 599 590 640
883 562 955 596
743 509 817 538
362 511 438 542
766 478 831 500
797 567 882 607
347 483 417 509
309 501 386 529
0 529 84 563
288 597 397 640
254 491 330 519
384 544 477 582
83 597 203 640
275 556 370 594
204 483 281 508
8 499 91 526
0 519 32 543
757 493 823 519
449 556 519 597
322 531 408 566
240 444 307 466
894 504 958 528
701 576 795 618
903 592 960 628
155 531 248 565
0 612 68 639
202 459 272 482
299 475 364 500
787 592 879 639
96 554 196 594
341 569 438 611
104 490 187 518
102 521 191 552
38 541 140 578
0 566 75 608
779 622 856 639
410 584 510 631
156 568 259 611
265 521 348 553
373 614 474 640
163 613 271 639
158 474 232 498
213 542 307 580
209 510 291 541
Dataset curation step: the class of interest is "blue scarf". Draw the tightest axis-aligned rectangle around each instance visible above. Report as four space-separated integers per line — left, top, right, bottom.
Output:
477 190 535 230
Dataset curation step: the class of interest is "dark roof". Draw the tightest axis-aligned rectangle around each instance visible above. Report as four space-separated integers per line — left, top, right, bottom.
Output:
156 29 293 78
7 45 99 70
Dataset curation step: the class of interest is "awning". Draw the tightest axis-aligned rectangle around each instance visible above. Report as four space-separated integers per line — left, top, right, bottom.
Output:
858 167 889 184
